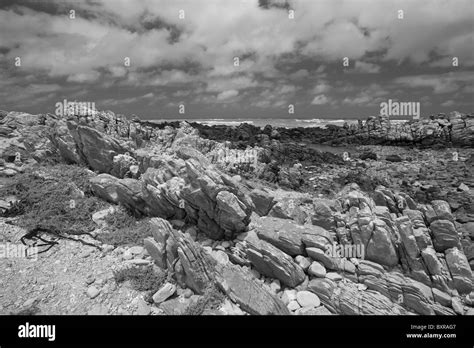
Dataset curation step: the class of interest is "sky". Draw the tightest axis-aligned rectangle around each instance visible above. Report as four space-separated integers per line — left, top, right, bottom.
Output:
0 0 473 120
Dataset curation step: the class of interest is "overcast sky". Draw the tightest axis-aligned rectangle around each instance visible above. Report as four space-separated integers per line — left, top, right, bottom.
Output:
0 0 473 120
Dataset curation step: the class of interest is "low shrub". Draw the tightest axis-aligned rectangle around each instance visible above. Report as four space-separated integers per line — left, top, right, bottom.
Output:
183 284 225 315
95 210 152 246
114 265 166 302
0 164 105 235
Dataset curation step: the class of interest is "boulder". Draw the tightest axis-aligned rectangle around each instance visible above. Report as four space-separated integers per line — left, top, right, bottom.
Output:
430 220 460 251
245 238 306 287
445 247 473 294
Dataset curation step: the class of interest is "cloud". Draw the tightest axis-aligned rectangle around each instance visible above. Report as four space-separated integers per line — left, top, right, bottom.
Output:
441 100 455 107
311 94 330 105
0 0 473 115
393 71 474 94
312 82 331 94
353 61 381 73
216 89 239 100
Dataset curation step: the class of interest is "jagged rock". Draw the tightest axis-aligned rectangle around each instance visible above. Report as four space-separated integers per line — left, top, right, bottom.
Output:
311 198 337 230
445 247 473 294
432 288 452 306
67 123 132 173
308 277 408 315
361 272 435 315
424 200 454 224
249 188 275 216
245 238 306 287
144 219 289 314
253 216 331 256
430 220 461 251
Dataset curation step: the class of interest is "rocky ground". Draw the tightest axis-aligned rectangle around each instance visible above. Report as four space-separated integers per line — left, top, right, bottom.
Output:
0 108 473 316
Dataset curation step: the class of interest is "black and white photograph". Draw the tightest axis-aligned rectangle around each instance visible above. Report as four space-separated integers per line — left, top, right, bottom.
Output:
0 0 473 346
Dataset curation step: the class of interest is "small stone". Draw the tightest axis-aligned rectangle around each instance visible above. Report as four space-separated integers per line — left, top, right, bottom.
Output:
85 275 96 285
23 298 36 308
211 250 229 265
295 256 311 270
152 282 176 304
281 289 297 305
458 183 470 192
287 300 301 311
122 250 133 260
296 291 320 308
123 259 152 266
221 241 231 249
102 244 114 253
357 284 367 291
269 279 281 293
87 286 100 299
308 261 327 278
136 299 151 315
183 288 194 298
129 246 144 255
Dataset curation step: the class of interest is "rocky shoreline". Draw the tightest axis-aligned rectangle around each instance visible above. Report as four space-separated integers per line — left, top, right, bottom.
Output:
0 109 473 316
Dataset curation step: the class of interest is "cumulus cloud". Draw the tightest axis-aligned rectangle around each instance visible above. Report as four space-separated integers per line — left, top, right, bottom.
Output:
0 0 472 116
311 94 330 105
216 89 239 100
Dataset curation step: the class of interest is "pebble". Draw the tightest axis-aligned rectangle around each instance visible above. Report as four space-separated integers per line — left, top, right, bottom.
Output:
308 261 326 278
87 286 100 299
281 289 297 305
102 244 115 253
152 282 176 304
136 299 151 315
129 246 144 255
85 275 96 285
295 256 311 270
122 250 133 260
182 289 193 298
124 259 152 266
221 241 231 249
23 298 36 307
211 250 229 265
296 291 320 308
287 300 301 311
269 280 281 293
